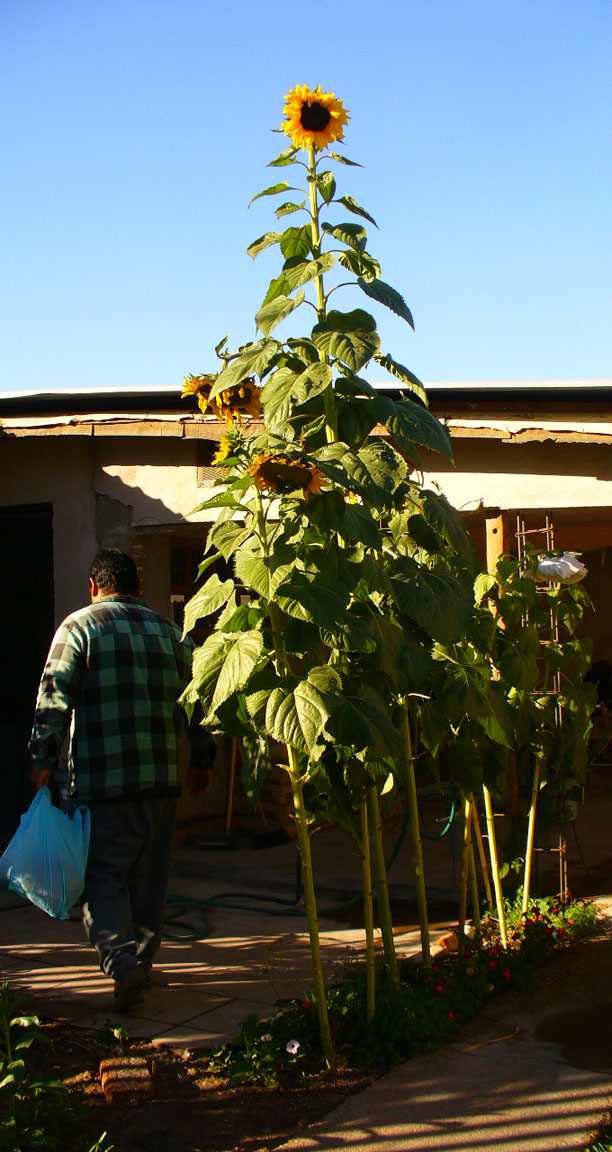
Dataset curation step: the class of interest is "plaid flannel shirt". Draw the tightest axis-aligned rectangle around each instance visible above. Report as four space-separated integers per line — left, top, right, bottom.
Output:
29 596 193 801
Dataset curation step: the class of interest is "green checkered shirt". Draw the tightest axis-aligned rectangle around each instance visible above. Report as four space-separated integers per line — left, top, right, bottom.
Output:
29 596 193 801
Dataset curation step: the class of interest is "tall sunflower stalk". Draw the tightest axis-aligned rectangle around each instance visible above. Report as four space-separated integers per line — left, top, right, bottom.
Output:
181 84 473 1063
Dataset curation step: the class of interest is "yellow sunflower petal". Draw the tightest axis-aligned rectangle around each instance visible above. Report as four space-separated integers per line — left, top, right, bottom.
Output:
281 84 349 151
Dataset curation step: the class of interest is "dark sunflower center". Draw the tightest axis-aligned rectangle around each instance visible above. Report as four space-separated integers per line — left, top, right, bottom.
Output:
300 101 331 132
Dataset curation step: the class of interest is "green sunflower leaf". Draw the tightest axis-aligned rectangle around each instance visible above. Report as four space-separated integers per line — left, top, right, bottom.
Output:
189 491 251 515
391 562 472 645
234 545 293 600
316 171 336 203
182 574 235 636
321 605 381 654
312 308 380 373
357 278 414 328
259 359 334 430
374 354 426 402
283 252 335 291
208 520 253 561
276 571 352 628
247 232 282 259
327 152 363 166
275 200 307 217
334 375 377 398
182 634 234 712
261 272 290 306
337 195 378 227
256 290 305 336
422 489 474 554
325 688 401 758
240 730 273 809
214 333 230 356
210 630 264 714
246 665 342 752
280 225 313 260
321 221 368 251
338 249 381 281
268 147 299 167
208 339 281 398
371 394 453 457
249 182 296 206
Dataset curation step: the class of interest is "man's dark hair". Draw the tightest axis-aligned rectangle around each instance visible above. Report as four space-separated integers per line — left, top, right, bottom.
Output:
89 549 139 596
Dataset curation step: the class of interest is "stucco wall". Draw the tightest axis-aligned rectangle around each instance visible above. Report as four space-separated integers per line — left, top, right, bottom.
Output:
423 439 612 513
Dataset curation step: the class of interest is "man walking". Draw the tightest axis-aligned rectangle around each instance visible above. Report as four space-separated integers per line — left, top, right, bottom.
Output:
29 548 206 1010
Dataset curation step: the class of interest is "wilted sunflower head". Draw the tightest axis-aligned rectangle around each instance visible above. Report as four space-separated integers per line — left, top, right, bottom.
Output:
281 84 349 151
212 438 232 466
248 452 325 497
182 374 262 426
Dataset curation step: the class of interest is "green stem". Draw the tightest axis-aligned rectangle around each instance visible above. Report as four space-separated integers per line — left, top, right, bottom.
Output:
287 748 334 1068
483 784 508 948
253 486 334 1067
307 142 337 444
366 786 400 991
401 702 431 968
522 756 541 915
360 800 376 1023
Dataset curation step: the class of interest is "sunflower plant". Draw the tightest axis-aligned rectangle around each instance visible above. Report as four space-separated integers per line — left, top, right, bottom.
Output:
181 84 476 1066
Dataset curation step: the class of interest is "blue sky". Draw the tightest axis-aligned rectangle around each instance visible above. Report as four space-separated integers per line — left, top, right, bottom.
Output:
2 0 610 394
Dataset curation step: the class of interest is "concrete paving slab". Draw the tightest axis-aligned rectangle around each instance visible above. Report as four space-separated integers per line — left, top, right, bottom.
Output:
176 996 278 1044
274 1011 612 1152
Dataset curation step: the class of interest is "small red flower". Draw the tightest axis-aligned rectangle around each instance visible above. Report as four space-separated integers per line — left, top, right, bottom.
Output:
557 928 566 939
488 959 497 970
434 984 444 995
446 1011 455 1022
301 1000 313 1010
503 969 512 981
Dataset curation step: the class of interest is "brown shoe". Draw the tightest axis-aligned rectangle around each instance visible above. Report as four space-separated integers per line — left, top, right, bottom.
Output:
113 965 147 1012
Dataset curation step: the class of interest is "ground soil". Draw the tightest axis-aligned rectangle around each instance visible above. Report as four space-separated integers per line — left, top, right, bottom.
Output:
29 1021 372 1152
27 920 612 1152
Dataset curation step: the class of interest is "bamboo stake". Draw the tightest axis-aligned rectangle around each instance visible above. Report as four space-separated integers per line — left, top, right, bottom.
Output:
457 795 473 960
360 801 376 1023
366 787 400 992
468 842 481 939
482 784 508 948
470 800 494 912
402 702 431 968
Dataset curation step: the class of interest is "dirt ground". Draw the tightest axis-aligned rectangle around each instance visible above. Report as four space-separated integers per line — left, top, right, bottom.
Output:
27 917 612 1152
31 1020 372 1152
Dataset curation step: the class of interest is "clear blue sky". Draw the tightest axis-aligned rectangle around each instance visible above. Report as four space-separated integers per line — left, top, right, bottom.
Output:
2 0 610 394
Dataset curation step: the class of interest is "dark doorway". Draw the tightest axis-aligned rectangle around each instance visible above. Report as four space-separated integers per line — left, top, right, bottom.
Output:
0 504 54 844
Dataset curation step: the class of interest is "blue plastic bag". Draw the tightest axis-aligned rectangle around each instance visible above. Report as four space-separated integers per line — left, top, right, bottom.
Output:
0 786 90 919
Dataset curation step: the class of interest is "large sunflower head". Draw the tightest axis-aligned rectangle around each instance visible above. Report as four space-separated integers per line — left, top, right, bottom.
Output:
248 452 325 497
281 84 349 152
182 374 262 426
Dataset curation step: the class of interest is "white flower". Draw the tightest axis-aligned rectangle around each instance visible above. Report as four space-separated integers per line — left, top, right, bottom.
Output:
260 1033 273 1043
286 1038 300 1055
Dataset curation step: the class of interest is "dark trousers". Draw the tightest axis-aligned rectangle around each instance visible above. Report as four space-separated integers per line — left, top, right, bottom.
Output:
81 795 177 979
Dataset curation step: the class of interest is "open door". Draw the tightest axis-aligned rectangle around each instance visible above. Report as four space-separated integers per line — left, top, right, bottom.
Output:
0 504 54 844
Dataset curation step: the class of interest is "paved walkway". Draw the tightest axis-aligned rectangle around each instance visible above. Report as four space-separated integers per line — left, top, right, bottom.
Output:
0 834 432 1047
